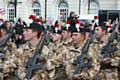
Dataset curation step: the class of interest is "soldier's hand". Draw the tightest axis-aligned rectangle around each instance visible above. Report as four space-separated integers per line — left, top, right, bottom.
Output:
101 58 112 65
73 74 81 80
73 74 87 80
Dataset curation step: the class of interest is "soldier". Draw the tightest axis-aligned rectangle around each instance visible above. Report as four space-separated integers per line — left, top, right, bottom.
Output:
3 22 50 80
0 24 7 41
0 22 18 80
51 26 62 45
2 21 12 31
0 24 6 80
92 23 120 80
46 22 66 80
65 24 98 80
48 20 62 52
115 21 120 80
61 25 72 47
66 11 77 28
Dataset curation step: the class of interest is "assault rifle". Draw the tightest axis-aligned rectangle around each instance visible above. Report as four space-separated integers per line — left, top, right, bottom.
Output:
0 30 15 59
73 37 93 74
0 30 14 47
101 31 118 59
100 23 119 69
101 22 119 59
73 23 96 75
25 30 47 80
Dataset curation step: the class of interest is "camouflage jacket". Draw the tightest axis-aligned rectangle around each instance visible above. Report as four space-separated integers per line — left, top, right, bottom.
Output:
3 41 50 80
91 38 120 80
65 40 99 80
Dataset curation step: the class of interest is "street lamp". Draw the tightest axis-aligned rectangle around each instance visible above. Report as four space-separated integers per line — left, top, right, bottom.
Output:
45 0 47 21
79 0 81 14
88 0 90 14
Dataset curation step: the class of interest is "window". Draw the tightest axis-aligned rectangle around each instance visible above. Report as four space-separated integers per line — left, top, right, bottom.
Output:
89 2 98 14
32 2 41 16
7 3 15 21
58 2 68 21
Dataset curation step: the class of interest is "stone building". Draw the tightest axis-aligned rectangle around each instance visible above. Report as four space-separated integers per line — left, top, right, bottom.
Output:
0 0 119 22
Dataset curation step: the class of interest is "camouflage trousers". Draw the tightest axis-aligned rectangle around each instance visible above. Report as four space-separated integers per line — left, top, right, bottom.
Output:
0 72 3 80
118 60 120 80
92 68 118 80
3 72 20 80
53 65 70 80
118 71 120 80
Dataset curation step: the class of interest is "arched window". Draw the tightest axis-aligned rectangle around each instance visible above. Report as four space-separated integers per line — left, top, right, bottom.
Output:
7 3 15 21
58 2 68 21
89 1 98 14
32 2 41 16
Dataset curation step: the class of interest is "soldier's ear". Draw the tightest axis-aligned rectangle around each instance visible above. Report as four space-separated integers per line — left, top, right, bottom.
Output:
80 33 86 39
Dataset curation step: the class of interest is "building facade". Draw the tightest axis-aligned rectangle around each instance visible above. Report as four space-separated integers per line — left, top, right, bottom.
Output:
0 0 120 22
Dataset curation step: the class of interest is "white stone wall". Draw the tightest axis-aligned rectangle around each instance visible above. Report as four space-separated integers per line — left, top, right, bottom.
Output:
47 0 58 20
117 0 120 9
17 0 31 21
1 0 120 21
99 0 118 10
68 0 79 15
81 0 88 15
0 0 8 19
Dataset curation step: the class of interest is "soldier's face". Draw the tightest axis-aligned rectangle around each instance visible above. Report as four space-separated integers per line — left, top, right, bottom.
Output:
6 21 11 29
52 33 61 42
62 30 69 40
23 29 37 41
72 32 84 44
95 27 104 39
0 29 6 37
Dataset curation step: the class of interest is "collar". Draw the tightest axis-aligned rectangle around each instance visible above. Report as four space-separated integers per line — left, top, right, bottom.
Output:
69 40 86 52
62 38 72 45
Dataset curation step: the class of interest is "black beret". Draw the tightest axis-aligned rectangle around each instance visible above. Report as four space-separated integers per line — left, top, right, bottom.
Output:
14 24 24 35
98 23 108 32
61 26 73 32
0 24 7 30
52 28 62 34
71 26 85 34
25 23 45 32
85 28 92 33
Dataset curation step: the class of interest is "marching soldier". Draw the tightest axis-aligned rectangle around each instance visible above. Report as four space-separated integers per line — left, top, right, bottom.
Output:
117 25 120 80
47 22 67 80
3 23 50 80
2 21 12 31
0 23 17 80
61 25 72 47
0 24 7 41
0 24 6 79
92 23 120 80
0 22 18 80
65 24 98 80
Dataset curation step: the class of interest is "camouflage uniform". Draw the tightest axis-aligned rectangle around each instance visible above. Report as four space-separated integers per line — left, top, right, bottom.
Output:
3 41 50 80
92 36 120 80
3 42 18 80
61 38 72 48
0 26 18 80
91 39 107 80
65 40 99 80
0 56 3 80
118 40 120 80
47 40 70 80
